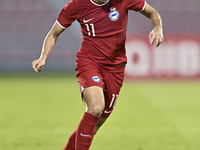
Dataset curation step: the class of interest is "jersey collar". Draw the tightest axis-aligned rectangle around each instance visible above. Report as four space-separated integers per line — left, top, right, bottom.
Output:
90 0 109 6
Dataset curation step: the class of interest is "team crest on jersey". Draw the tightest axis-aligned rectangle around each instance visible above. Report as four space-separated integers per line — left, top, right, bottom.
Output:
92 76 100 82
109 6 119 21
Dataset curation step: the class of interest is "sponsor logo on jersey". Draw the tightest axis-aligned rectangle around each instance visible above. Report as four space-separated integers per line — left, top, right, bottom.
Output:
104 110 112 113
83 18 94 23
80 133 91 137
92 76 100 82
109 7 119 21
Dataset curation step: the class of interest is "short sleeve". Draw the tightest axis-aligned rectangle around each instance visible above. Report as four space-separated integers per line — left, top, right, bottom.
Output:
57 0 79 28
126 0 146 11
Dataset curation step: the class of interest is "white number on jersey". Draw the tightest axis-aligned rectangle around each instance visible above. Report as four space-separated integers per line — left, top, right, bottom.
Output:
109 94 119 108
85 23 95 37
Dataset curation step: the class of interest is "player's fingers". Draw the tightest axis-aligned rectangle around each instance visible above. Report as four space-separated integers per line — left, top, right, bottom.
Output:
156 36 164 47
37 66 44 72
32 61 39 73
156 39 162 47
155 37 159 47
149 34 155 45
148 32 153 43
35 63 44 72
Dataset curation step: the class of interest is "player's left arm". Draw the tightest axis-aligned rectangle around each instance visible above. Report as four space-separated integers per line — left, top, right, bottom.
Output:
140 3 164 47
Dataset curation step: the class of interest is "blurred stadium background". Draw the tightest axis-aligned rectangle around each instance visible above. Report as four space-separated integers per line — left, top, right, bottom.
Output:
1 0 200 150
0 0 199 77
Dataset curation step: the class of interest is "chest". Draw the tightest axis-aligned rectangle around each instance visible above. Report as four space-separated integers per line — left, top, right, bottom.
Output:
77 1 128 35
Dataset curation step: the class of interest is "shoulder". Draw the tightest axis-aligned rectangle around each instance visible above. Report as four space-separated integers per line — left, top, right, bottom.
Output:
57 0 83 28
63 0 81 9
123 0 146 11
60 0 83 17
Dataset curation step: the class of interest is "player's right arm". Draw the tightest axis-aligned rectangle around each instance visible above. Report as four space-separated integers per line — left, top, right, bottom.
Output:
32 21 65 73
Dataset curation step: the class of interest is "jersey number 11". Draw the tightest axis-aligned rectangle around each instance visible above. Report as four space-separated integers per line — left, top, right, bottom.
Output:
85 23 95 37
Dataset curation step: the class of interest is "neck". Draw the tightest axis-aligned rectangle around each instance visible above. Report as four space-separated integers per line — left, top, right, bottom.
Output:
92 0 108 4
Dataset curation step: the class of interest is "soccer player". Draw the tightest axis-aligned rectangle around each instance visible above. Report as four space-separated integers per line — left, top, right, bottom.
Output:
32 0 163 149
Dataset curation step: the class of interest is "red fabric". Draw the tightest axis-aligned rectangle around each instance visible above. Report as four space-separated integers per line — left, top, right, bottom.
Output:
75 112 100 150
58 0 145 30
76 54 125 117
57 0 146 67
63 113 99 150
63 130 76 150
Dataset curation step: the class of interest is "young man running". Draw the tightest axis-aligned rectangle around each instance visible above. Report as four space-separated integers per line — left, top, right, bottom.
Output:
32 0 164 149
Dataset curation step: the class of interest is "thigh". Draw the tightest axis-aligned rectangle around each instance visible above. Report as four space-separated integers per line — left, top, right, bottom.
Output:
82 86 105 116
76 56 125 118
77 69 105 92
76 56 105 92
76 60 106 116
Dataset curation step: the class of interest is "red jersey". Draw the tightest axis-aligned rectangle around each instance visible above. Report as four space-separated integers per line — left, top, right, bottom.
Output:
57 0 146 72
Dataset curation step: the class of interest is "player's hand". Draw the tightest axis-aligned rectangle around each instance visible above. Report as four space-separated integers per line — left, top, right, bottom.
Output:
149 26 164 47
32 59 46 73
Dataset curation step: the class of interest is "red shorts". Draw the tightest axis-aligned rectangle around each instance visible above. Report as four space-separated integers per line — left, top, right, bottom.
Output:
75 56 125 118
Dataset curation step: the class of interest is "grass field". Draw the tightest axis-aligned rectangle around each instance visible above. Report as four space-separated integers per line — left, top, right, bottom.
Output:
1 74 200 150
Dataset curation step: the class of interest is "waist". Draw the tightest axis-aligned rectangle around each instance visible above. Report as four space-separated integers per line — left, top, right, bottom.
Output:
76 50 126 73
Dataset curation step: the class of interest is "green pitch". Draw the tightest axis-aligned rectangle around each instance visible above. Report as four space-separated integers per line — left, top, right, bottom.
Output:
1 74 200 150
